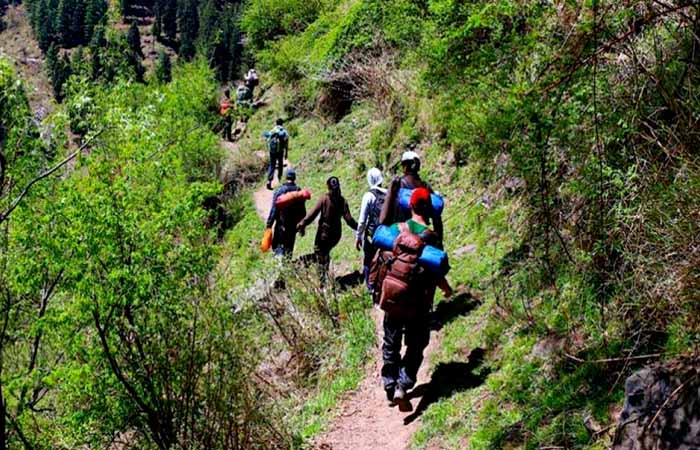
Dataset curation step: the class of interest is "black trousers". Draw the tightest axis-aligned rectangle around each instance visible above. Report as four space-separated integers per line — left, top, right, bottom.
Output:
381 313 430 392
267 151 284 183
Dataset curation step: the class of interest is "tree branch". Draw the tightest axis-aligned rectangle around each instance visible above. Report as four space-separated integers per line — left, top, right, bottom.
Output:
0 130 105 224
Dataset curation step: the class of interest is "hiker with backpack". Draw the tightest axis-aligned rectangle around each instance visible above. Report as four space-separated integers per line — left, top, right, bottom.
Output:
266 168 306 257
263 119 289 190
297 176 358 283
355 168 387 293
377 187 452 411
245 68 259 96
236 82 253 107
380 150 444 248
220 88 234 142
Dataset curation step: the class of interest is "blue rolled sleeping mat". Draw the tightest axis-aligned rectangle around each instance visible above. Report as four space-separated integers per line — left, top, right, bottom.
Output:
398 188 445 217
372 225 450 276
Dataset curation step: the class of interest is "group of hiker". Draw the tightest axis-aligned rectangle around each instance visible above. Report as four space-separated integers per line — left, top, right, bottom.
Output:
220 68 260 141
261 122 453 411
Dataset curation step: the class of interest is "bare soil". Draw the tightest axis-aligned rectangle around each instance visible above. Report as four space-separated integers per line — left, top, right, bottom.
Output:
0 4 52 113
314 308 440 450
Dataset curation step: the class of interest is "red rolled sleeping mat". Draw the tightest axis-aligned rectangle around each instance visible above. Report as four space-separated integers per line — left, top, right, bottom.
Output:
275 189 311 209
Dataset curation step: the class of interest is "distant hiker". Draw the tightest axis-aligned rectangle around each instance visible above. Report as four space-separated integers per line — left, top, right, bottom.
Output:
245 68 259 95
378 187 452 411
236 83 252 106
380 150 444 247
220 88 234 141
355 167 387 293
266 169 306 257
297 176 358 282
264 118 289 190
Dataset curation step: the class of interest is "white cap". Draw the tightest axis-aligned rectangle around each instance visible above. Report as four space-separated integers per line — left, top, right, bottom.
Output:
401 150 419 162
367 168 383 188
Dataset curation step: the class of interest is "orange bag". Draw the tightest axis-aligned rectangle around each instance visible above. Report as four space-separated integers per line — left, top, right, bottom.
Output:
260 228 273 252
275 189 311 209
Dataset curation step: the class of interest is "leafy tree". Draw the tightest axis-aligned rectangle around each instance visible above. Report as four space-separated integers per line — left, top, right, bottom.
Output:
126 21 143 57
155 49 172 83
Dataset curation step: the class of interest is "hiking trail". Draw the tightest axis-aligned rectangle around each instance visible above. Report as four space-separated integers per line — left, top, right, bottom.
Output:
315 309 440 450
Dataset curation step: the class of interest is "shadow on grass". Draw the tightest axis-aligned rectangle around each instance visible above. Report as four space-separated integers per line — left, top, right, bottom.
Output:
403 348 488 425
430 292 479 331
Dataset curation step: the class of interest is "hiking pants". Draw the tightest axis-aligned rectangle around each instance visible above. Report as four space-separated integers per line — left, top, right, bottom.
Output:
362 239 378 291
267 151 284 183
381 313 430 393
223 116 233 141
273 229 296 258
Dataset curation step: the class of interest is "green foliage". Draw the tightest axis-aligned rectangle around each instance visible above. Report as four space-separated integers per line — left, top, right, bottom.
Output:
126 21 143 57
154 49 172 83
240 0 331 52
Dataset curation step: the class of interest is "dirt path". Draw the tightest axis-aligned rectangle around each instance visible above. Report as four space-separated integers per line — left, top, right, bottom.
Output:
251 158 292 221
315 309 440 450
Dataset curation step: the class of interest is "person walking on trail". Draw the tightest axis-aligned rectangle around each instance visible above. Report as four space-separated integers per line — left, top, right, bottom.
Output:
264 118 289 190
266 169 306 258
236 82 253 106
379 187 452 411
297 176 358 282
220 89 234 142
380 150 444 248
245 68 259 96
355 168 387 293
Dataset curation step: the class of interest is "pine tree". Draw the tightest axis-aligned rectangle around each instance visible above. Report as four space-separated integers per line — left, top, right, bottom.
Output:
70 0 87 46
127 22 143 57
84 0 107 43
177 0 198 60
55 0 72 46
161 0 176 42
36 0 53 51
154 49 172 83
120 0 130 18
152 2 162 41
197 0 218 59
45 43 59 79
89 25 106 79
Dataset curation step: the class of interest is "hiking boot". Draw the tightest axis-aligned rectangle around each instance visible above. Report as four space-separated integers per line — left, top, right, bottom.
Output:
266 181 273 190
385 387 396 405
393 386 412 412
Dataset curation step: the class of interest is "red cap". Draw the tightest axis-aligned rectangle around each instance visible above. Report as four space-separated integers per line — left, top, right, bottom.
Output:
410 187 431 210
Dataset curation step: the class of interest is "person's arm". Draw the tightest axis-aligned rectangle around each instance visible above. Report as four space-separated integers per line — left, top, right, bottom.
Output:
343 199 358 231
379 177 400 226
437 277 453 298
356 192 372 242
433 215 444 249
266 190 280 228
298 196 323 231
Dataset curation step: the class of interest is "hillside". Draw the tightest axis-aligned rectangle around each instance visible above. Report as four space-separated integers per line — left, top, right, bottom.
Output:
1 0 699 448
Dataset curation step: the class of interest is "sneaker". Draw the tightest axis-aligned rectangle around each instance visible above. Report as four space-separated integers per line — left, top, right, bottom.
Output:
393 386 412 412
266 181 273 190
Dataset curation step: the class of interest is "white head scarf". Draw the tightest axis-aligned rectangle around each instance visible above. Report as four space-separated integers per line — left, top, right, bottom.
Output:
367 167 383 189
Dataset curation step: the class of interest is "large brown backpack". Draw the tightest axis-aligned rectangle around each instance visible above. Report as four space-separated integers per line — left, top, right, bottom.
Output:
379 223 427 317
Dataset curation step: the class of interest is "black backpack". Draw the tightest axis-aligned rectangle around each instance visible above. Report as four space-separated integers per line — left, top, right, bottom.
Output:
366 188 386 239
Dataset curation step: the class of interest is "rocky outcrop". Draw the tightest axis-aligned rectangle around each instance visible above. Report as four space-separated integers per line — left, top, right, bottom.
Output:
614 358 700 450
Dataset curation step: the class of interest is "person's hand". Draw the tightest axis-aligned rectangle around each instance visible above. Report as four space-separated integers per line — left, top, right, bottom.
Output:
355 239 362 251
441 285 454 298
